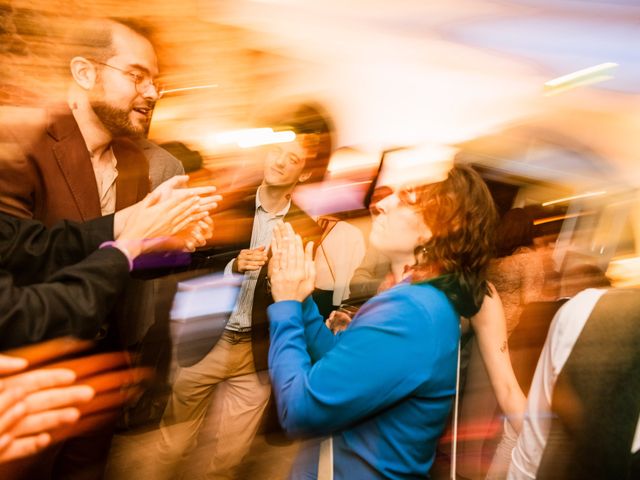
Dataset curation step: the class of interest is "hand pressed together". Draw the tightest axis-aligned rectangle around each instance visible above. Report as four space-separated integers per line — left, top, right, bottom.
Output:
233 246 269 273
269 222 315 303
114 175 222 256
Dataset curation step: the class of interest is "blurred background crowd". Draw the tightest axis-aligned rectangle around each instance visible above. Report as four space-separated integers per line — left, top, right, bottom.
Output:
0 0 639 479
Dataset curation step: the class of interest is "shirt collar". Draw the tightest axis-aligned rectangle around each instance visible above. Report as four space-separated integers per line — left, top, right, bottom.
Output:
255 186 291 217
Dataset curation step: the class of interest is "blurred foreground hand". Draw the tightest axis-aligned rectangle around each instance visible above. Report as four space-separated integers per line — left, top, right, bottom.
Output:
0 338 152 463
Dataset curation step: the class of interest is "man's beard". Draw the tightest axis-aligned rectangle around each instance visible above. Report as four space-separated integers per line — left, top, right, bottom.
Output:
91 101 147 138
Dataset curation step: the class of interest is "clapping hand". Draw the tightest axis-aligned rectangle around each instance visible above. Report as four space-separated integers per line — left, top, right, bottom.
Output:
115 175 222 255
233 246 269 273
269 223 315 303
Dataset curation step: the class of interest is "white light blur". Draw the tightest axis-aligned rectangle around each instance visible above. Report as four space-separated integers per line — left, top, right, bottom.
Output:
215 128 274 145
543 62 618 95
377 144 458 188
238 130 296 148
542 190 607 207
161 84 220 95
327 149 380 175
213 128 296 148
607 256 640 288
544 63 618 88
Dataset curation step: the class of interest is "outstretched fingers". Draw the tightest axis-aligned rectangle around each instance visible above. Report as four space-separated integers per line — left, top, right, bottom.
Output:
272 222 285 257
0 390 26 435
282 223 297 273
10 408 80 438
270 238 281 275
294 233 304 277
2 369 76 395
0 432 51 463
0 355 28 376
304 240 315 281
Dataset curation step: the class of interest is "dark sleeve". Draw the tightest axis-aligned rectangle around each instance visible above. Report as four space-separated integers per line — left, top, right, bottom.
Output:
0 247 129 349
0 129 38 220
0 213 113 284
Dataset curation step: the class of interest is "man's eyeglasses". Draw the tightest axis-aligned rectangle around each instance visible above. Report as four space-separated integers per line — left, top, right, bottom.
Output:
92 61 164 98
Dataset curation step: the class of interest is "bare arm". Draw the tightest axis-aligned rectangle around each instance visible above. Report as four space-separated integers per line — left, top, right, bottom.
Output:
470 284 527 432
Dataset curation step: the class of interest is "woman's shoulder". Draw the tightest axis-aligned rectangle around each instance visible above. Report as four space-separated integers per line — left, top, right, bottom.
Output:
512 246 537 256
491 247 539 268
353 283 457 341
366 281 456 319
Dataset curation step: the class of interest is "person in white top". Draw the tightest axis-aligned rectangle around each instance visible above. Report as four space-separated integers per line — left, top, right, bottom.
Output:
313 219 366 314
508 287 640 479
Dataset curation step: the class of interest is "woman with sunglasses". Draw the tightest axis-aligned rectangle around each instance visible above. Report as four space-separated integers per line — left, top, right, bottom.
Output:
267 164 497 479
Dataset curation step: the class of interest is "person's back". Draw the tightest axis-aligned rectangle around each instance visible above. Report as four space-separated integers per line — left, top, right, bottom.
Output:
488 247 545 332
487 208 546 334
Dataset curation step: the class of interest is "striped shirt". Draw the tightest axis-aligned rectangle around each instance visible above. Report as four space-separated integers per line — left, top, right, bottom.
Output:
224 190 290 332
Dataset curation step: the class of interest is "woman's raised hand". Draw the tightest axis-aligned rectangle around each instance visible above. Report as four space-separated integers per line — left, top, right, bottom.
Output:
269 222 315 303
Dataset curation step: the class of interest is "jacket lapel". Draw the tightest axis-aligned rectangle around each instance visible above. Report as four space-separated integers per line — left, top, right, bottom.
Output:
113 137 150 211
49 110 102 222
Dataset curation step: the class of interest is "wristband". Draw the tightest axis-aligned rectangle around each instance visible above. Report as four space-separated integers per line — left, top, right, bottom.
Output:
99 241 134 271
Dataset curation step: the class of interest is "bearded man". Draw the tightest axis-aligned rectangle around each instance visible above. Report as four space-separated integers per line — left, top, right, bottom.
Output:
0 17 180 226
0 17 185 479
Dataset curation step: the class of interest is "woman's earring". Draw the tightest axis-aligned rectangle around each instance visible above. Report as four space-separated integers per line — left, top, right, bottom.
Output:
414 244 429 262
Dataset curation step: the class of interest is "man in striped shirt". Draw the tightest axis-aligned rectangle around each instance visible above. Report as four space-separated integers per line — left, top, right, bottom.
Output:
155 104 332 479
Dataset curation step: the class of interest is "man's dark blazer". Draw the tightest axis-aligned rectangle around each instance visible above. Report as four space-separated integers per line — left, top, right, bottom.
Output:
0 105 149 227
191 192 324 372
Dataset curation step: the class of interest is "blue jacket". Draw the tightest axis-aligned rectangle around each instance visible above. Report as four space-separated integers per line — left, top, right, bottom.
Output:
268 281 460 479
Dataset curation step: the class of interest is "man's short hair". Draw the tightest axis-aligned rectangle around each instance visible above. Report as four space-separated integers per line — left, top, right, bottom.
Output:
271 102 334 184
67 17 154 63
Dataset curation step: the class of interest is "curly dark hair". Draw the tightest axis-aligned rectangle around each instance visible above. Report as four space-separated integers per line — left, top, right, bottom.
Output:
495 207 534 258
412 164 498 317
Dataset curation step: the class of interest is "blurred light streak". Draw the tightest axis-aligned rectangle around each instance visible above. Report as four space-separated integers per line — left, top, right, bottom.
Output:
534 210 596 226
293 179 372 216
607 256 640 288
542 190 607 207
321 180 372 191
216 128 273 144
239 130 295 148
161 84 219 95
378 144 457 189
543 62 618 96
544 63 618 88
212 128 296 149
439 418 502 443
327 149 380 174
